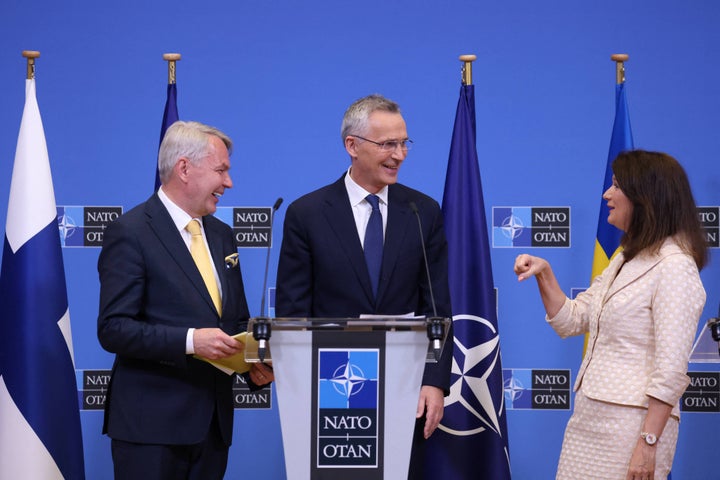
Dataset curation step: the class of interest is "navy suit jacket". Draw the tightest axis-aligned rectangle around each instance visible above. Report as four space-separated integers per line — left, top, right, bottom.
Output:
97 193 249 446
276 174 452 392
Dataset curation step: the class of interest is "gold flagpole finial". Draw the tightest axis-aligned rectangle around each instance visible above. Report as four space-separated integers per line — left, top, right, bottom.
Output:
459 54 477 86
163 53 182 85
22 50 40 80
611 54 629 85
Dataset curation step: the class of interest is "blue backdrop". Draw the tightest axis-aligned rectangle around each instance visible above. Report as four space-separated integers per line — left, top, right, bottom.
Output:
1 1 719 478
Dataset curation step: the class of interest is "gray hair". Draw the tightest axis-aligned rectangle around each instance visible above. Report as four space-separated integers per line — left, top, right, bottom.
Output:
340 94 401 143
157 121 233 184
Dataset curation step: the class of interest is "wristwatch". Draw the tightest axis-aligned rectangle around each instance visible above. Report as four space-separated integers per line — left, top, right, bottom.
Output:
640 432 658 446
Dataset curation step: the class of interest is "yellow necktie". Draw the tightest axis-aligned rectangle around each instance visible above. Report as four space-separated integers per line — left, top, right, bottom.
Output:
186 219 222 315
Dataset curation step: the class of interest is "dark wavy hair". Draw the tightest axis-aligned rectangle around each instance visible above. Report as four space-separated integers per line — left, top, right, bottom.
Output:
613 150 707 269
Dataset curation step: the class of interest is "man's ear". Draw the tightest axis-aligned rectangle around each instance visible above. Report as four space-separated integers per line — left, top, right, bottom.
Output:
344 136 357 157
175 157 190 182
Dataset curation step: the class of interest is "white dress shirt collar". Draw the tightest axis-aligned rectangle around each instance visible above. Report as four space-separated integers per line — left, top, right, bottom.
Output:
344 167 389 207
158 186 199 235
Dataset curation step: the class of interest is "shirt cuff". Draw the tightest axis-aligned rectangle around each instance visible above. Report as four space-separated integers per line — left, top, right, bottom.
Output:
186 328 195 354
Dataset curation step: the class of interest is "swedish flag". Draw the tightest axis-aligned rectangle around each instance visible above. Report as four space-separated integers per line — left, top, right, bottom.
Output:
592 82 634 280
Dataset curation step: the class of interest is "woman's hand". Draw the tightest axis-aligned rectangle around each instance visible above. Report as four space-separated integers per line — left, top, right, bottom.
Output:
625 440 656 480
513 254 549 281
513 254 565 318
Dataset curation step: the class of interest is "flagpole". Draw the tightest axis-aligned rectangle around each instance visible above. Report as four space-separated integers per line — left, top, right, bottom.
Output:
459 54 476 86
22 50 40 80
611 53 628 85
156 53 181 190
163 53 181 84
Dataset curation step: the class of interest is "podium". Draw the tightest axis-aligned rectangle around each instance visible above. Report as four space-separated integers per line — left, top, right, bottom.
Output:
689 316 720 363
245 317 451 480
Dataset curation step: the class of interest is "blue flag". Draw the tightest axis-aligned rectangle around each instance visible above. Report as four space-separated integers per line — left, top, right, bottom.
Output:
0 78 85 479
425 84 511 478
154 82 179 190
591 82 634 280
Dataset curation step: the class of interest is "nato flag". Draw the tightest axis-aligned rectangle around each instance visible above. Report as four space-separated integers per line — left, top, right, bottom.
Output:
424 84 511 478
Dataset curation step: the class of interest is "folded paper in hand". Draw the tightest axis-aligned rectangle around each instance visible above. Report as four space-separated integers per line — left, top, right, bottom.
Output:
194 332 269 375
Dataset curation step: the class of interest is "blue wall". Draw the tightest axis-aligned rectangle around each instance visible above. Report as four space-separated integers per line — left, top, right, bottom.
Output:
1 1 719 478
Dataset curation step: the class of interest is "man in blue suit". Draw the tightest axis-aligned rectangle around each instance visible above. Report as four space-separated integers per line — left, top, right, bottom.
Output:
98 121 273 480
276 94 452 479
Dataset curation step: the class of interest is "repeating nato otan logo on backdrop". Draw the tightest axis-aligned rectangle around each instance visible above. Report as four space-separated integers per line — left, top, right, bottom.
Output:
681 372 720 412
503 369 572 410
492 207 571 248
79 369 271 410
215 206 275 248
56 204 278 248
57 206 123 247
67 202 720 419
57 205 718 249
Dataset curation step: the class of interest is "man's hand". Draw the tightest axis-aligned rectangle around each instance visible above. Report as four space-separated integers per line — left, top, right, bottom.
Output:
193 328 243 359
249 362 275 386
416 385 445 439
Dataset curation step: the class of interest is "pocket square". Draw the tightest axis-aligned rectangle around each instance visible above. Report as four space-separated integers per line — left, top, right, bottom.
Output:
224 253 239 268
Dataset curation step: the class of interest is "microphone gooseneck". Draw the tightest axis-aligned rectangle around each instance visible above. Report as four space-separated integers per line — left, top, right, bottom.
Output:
409 201 438 318
256 197 283 362
409 201 443 361
259 197 283 317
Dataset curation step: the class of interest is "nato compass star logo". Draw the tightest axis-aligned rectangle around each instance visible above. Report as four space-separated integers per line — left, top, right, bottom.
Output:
319 350 378 409
330 362 367 398
503 375 525 404
438 314 506 437
500 214 524 240
57 211 78 245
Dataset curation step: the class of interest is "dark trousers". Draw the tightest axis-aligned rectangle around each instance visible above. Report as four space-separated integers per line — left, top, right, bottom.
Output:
111 411 229 480
407 416 426 480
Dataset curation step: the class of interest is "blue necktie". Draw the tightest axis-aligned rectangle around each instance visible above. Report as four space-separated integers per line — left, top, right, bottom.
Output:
364 194 383 297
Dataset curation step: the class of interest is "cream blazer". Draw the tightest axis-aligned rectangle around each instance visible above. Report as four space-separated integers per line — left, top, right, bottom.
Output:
549 237 705 418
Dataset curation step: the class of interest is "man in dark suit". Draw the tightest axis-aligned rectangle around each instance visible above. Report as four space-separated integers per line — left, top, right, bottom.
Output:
97 120 273 480
276 94 452 479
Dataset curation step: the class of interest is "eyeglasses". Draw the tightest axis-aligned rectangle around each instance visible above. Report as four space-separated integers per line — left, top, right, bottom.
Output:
351 135 413 152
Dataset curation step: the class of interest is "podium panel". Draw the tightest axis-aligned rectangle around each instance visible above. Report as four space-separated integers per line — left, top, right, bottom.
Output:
255 318 443 480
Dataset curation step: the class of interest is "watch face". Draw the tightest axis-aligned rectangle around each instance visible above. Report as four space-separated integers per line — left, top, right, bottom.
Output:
643 433 657 445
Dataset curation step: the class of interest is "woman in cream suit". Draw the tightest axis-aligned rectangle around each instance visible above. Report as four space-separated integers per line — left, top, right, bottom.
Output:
514 150 707 480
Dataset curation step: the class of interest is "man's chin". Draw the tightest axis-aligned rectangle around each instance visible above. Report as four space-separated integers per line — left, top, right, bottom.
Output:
203 203 218 216
382 173 399 184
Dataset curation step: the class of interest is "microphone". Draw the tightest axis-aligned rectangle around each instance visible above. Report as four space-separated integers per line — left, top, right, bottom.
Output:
259 197 283 318
708 302 720 356
409 201 444 361
254 197 283 362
